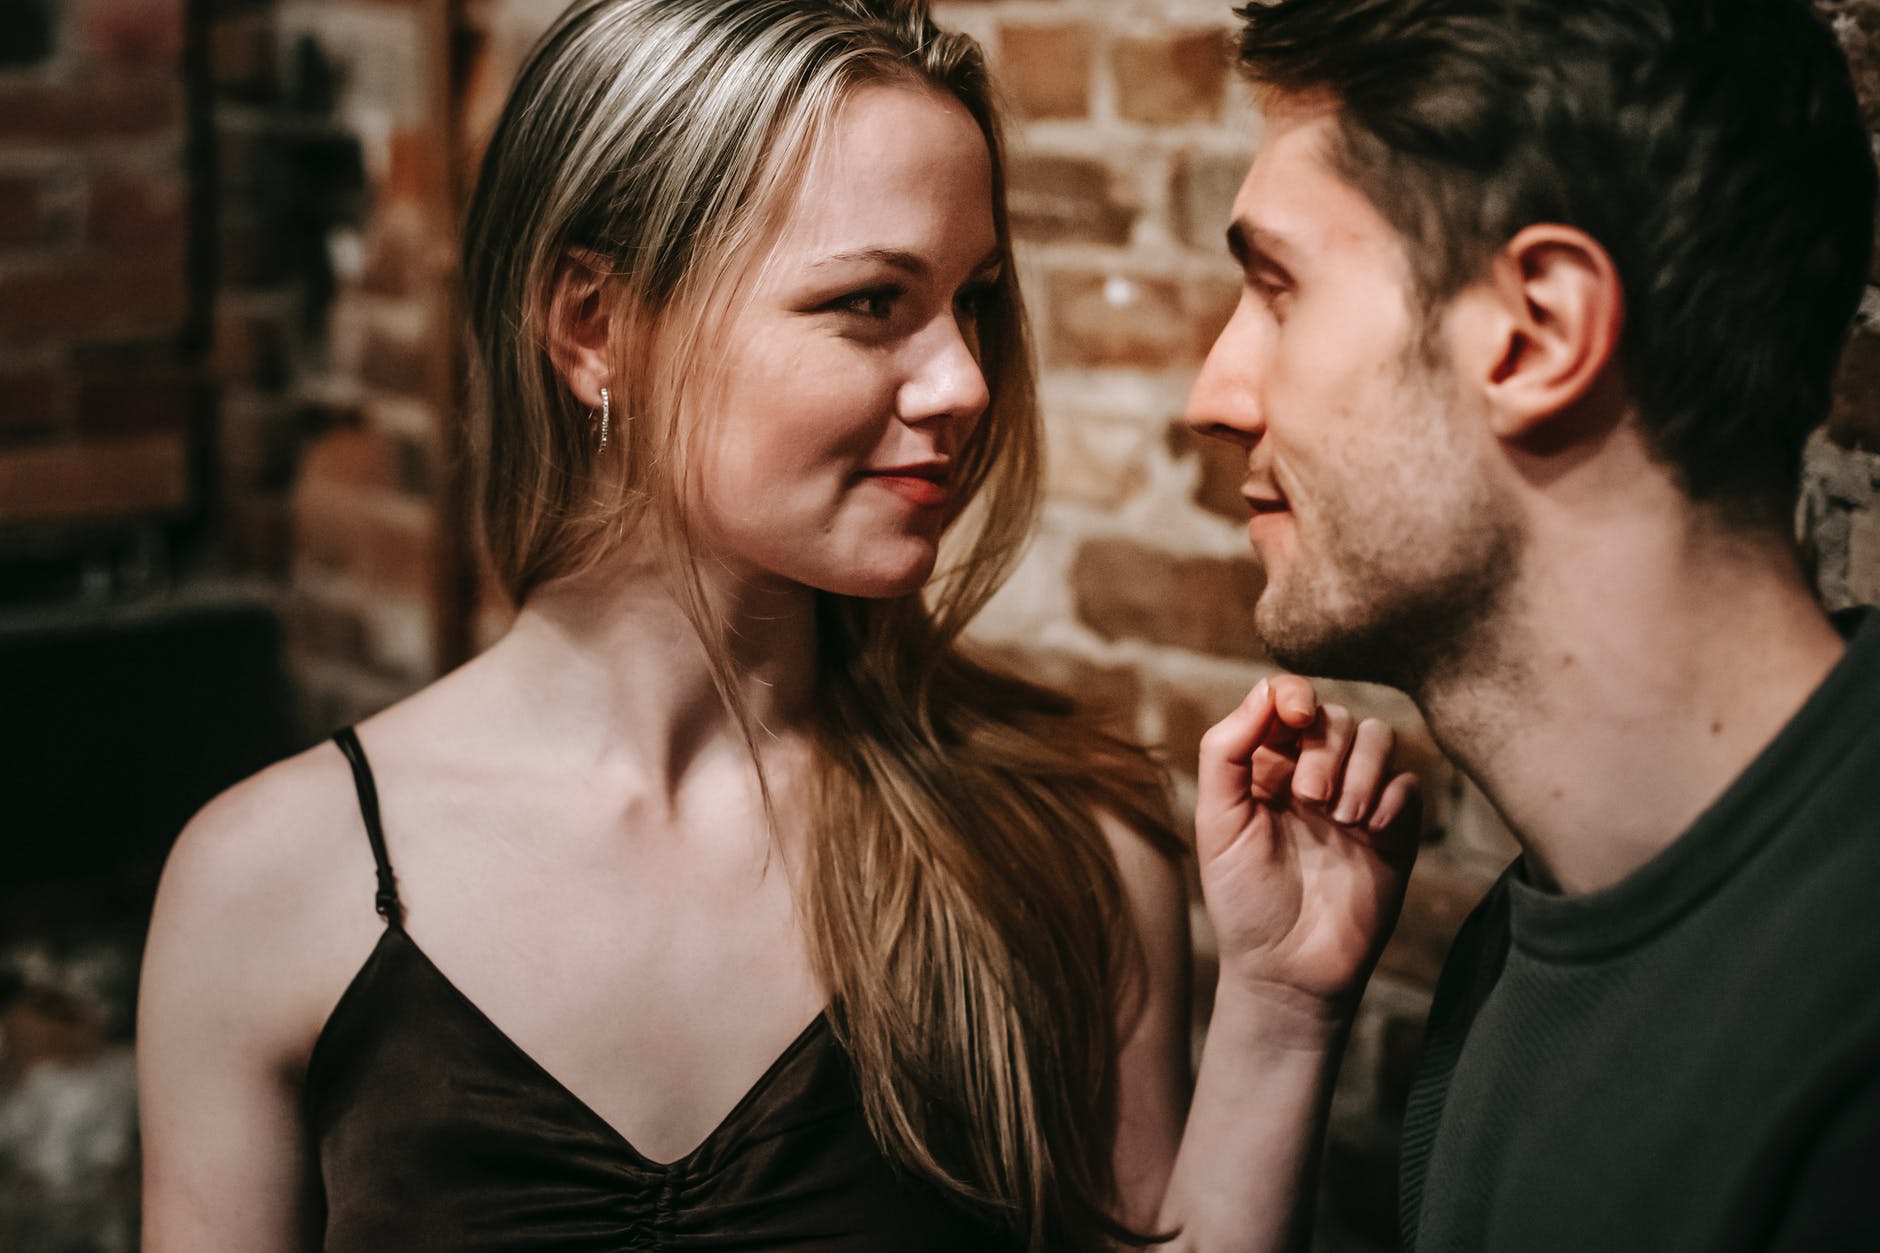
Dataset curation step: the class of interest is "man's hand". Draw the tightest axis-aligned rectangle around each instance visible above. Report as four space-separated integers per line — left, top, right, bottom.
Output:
1196 674 1420 1030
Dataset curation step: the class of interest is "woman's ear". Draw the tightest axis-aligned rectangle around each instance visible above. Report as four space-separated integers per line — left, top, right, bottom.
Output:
548 250 613 409
1464 224 1625 442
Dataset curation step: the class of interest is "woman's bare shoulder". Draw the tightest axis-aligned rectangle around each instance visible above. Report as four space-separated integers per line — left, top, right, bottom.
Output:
161 740 366 921
144 739 384 1064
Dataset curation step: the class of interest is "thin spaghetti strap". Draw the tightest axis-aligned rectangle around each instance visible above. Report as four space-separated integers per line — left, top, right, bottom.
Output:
332 726 404 927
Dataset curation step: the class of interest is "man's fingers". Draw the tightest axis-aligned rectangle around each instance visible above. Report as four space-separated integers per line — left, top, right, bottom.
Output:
1293 703 1356 804
1330 717 1394 824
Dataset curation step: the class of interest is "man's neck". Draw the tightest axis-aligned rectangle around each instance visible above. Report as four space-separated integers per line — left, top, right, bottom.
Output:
1420 513 1844 896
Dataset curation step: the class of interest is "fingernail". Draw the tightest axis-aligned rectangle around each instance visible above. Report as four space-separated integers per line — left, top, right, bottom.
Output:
1333 798 1359 824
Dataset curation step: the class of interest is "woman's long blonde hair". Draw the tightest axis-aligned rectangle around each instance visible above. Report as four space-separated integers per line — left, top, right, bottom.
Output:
461 2 1180 1246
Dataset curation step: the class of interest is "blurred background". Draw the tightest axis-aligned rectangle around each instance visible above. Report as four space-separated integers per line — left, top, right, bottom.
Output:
1 0 1877 1249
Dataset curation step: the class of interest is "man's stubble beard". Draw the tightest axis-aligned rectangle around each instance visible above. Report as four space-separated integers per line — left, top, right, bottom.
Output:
1252 356 1522 698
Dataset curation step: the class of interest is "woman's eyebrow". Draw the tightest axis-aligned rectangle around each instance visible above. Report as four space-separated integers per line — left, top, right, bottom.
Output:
810 245 1003 275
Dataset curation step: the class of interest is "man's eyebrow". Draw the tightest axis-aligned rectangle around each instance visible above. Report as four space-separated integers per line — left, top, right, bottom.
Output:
1225 219 1296 273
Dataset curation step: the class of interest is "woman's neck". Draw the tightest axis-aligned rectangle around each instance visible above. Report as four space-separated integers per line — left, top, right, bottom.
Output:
488 556 822 792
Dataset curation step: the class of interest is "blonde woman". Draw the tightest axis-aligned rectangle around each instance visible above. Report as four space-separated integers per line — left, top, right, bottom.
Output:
137 1 1419 1249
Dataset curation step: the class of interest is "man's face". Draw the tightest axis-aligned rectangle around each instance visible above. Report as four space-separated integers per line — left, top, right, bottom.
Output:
1185 100 1516 690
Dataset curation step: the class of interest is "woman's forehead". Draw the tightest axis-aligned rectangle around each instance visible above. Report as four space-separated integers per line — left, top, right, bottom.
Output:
764 82 998 271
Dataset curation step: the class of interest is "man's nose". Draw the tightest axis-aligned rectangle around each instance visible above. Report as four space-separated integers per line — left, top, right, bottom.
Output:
1184 299 1264 449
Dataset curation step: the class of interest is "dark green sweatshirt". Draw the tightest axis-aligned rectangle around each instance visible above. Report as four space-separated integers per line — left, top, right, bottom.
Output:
1400 610 1880 1253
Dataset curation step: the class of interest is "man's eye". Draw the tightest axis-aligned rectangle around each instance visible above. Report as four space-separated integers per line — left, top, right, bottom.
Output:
1248 271 1292 307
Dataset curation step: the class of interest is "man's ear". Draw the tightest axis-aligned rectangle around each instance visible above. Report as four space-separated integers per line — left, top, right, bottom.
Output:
547 250 613 409
1461 224 1624 442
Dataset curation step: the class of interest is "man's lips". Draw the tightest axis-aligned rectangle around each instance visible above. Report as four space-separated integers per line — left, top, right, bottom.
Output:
1242 482 1289 543
1241 480 1288 515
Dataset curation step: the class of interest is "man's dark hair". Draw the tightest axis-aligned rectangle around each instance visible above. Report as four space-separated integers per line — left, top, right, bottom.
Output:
1236 0 1876 523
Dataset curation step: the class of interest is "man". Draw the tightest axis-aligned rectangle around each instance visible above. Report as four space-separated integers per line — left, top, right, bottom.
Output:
1184 0 1880 1249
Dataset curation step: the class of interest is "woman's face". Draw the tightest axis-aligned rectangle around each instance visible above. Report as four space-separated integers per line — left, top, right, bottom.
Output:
691 82 1001 600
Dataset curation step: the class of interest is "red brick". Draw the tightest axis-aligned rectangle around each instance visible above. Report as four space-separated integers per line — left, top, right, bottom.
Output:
294 432 438 593
361 208 433 297
0 77 183 145
0 432 190 525
0 369 66 440
223 496 291 573
1046 411 1152 509
391 431 434 496
384 129 447 209
1113 30 1231 124
1830 319 1880 451
358 321 450 402
1046 271 1185 369
998 23 1091 120
87 168 187 248
300 426 403 492
217 400 297 493
1008 153 1136 246
216 210 292 288
0 995 110 1074
294 484 438 593
1045 270 1229 370
212 305 291 389
0 251 186 340
288 591 371 662
1172 150 1251 252
1156 685 1224 773
75 375 198 436
1167 420 1251 521
76 0 185 66
0 174 53 245
208 11 278 99
1375 857 1499 989
1072 538 1266 658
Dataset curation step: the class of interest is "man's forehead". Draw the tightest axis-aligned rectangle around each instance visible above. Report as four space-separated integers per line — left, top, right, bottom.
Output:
1235 106 1404 268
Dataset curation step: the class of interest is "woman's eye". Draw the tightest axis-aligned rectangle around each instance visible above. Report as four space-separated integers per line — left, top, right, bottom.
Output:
955 282 998 322
836 288 900 320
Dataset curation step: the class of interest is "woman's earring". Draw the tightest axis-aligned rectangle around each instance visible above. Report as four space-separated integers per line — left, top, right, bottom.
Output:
596 385 611 452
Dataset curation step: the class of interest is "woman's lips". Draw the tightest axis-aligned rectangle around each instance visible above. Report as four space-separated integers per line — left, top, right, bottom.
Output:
865 472 950 508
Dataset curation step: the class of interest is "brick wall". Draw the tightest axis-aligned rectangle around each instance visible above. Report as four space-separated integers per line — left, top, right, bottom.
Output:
233 0 465 728
0 0 197 589
0 0 466 728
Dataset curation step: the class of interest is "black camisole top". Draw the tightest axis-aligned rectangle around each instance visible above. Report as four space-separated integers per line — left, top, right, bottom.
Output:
306 727 1022 1251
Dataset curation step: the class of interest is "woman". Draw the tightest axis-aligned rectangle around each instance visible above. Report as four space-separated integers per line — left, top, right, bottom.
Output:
138 1 1418 1249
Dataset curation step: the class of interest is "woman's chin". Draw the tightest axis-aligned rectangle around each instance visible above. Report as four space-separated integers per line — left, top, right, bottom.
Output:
812 555 937 601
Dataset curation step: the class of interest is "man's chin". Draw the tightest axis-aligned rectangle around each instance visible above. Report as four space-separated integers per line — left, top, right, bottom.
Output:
1255 593 1396 686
